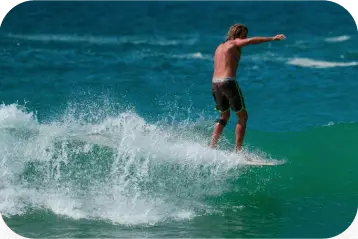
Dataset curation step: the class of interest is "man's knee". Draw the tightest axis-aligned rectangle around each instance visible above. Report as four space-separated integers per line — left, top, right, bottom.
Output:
236 110 248 124
216 117 228 127
242 112 248 121
216 110 230 127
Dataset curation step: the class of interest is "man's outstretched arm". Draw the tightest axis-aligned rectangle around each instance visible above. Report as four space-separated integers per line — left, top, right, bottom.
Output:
233 34 286 47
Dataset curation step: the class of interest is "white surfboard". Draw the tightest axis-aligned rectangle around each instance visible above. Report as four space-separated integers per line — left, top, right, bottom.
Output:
72 134 286 166
238 158 285 166
220 150 286 166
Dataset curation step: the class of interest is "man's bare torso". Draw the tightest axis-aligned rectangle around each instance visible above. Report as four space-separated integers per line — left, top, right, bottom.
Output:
213 41 241 80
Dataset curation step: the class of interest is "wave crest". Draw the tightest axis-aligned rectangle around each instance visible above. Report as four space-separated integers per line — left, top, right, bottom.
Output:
0 103 276 225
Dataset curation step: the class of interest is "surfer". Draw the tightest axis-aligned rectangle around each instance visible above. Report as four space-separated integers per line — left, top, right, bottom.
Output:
209 24 286 152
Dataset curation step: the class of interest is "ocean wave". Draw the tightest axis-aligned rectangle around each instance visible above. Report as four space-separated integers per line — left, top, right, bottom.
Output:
6 33 198 46
324 35 351 42
171 52 212 60
0 103 276 225
287 57 358 68
323 121 335 127
121 51 212 62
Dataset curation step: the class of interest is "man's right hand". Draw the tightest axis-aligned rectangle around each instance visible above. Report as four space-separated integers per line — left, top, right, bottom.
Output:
272 34 286 41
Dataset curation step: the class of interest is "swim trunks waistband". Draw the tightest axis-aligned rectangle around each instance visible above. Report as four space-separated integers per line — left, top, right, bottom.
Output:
212 77 236 83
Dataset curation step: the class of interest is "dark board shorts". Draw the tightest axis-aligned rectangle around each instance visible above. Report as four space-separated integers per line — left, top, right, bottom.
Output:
212 78 246 113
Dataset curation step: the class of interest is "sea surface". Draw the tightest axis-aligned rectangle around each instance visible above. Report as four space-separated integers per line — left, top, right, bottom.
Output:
0 1 357 238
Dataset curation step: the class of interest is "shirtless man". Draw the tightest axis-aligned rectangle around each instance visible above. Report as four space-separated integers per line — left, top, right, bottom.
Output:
209 24 286 152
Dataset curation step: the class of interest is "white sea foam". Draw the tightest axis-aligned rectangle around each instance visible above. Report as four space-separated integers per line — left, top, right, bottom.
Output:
0 103 276 225
7 33 197 46
171 52 212 60
287 57 358 68
324 35 351 42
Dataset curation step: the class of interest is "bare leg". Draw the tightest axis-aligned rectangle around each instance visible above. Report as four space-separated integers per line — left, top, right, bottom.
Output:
235 109 248 152
209 110 230 149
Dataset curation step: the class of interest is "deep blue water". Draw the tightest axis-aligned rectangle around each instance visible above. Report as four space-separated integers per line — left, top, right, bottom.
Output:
1 1 357 131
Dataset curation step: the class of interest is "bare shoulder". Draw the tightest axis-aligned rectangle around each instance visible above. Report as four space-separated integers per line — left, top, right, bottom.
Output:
215 43 226 53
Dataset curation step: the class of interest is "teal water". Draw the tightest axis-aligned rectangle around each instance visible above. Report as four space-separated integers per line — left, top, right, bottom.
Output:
1 1 357 238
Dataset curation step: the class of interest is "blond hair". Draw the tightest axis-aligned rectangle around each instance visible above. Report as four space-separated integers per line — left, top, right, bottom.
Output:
225 24 248 41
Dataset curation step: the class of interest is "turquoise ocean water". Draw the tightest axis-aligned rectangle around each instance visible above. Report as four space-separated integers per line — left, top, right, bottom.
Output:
1 1 357 238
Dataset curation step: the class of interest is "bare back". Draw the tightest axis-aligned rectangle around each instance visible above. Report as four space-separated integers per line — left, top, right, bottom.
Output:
213 41 241 80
